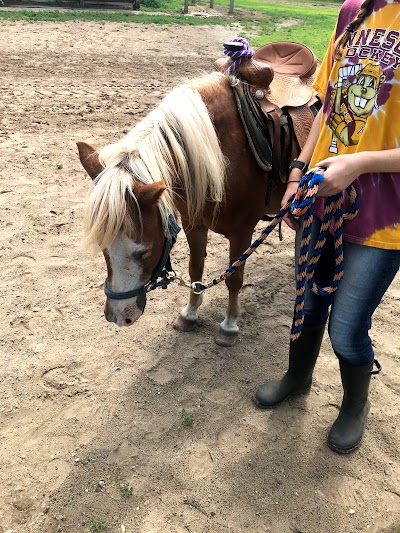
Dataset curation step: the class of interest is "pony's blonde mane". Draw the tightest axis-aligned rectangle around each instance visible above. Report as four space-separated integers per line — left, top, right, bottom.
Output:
84 72 227 250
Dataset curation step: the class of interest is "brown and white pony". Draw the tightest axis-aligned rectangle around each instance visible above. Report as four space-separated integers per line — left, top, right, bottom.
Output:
78 72 286 346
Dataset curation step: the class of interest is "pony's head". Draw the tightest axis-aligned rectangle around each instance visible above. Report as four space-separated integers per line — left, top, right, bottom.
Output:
79 74 227 327
78 141 170 326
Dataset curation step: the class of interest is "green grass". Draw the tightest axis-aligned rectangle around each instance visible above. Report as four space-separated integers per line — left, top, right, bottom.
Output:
239 1 339 57
87 519 108 532
180 408 195 427
0 0 339 58
120 483 134 499
0 9 223 24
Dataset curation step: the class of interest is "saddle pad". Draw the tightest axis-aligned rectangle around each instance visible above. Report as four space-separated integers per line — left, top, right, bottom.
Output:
232 82 273 172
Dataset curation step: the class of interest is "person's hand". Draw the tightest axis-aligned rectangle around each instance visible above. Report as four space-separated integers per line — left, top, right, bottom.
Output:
281 180 301 231
315 153 366 197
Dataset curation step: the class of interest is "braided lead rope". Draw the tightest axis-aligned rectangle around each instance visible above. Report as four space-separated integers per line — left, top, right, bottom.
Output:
290 171 359 340
222 37 255 75
175 168 359 340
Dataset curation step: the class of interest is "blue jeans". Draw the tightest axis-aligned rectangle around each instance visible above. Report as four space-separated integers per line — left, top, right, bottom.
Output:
295 218 400 367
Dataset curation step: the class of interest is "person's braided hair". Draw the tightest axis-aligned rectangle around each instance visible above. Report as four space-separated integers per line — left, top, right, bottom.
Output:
333 0 375 59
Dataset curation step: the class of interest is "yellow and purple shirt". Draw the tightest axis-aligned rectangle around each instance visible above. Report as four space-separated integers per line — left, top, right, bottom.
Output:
312 0 400 250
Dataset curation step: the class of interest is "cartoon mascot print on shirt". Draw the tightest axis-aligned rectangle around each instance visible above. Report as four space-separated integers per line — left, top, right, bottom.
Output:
328 61 386 151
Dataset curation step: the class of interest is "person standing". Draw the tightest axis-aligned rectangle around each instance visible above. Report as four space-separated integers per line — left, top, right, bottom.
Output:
254 0 400 453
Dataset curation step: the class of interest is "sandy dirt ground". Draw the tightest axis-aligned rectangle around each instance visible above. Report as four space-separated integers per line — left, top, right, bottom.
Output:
0 17 399 533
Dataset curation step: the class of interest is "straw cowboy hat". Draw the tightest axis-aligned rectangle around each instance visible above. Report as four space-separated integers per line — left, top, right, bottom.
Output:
253 42 319 108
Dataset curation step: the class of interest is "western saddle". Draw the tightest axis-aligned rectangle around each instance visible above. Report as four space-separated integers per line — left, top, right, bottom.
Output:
215 41 321 195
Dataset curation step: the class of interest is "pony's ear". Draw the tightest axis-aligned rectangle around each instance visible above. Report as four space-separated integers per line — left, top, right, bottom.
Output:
76 141 104 180
136 181 167 207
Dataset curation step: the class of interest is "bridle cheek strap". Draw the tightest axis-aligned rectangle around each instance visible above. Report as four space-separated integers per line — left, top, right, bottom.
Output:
103 214 181 302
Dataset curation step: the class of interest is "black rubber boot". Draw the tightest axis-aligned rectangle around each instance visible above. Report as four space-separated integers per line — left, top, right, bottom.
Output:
327 360 375 454
254 324 325 408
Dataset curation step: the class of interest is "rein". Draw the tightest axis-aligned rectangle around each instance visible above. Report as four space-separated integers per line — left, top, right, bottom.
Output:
104 214 181 300
102 169 359 342
176 169 359 341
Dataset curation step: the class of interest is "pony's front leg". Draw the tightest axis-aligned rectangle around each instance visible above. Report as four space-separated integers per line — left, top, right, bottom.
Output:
174 225 208 332
216 231 252 347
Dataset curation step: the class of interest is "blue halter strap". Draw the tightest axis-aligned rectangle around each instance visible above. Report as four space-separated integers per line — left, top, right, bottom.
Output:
104 214 181 300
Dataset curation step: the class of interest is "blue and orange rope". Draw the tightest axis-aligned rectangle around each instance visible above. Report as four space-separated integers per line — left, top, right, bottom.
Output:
290 171 358 340
179 168 359 341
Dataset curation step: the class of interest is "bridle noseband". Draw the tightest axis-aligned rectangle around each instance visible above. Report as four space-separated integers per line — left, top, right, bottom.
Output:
104 214 181 302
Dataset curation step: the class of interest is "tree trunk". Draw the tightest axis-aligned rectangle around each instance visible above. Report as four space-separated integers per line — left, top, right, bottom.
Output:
132 0 140 9
210 0 214 7
229 0 234 14
183 0 189 13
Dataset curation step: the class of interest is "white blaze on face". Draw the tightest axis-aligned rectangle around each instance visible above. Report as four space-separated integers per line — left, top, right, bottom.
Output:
106 233 149 314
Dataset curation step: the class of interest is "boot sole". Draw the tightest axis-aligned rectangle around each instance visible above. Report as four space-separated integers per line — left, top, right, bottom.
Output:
252 385 312 409
328 438 362 454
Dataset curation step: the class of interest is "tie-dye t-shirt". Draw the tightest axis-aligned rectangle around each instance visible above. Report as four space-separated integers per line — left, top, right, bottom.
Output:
311 0 400 250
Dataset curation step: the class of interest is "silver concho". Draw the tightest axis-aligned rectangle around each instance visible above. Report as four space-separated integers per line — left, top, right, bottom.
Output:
254 89 265 100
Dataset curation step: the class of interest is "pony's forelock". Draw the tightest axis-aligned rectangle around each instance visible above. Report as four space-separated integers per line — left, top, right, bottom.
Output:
84 164 137 250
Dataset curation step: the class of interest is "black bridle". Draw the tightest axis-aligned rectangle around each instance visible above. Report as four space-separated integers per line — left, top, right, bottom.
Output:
103 214 181 302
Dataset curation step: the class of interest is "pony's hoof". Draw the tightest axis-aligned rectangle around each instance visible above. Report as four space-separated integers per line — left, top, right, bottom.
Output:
173 314 197 332
215 328 238 347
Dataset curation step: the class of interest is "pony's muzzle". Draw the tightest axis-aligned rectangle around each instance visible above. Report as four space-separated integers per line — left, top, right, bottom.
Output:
104 293 146 326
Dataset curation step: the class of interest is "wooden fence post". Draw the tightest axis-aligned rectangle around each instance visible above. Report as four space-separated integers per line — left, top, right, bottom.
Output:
229 0 234 14
210 0 214 7
183 0 189 13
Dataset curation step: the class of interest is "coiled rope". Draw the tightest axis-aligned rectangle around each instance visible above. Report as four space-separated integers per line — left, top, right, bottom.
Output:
177 169 359 341
222 37 255 74
290 171 358 340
